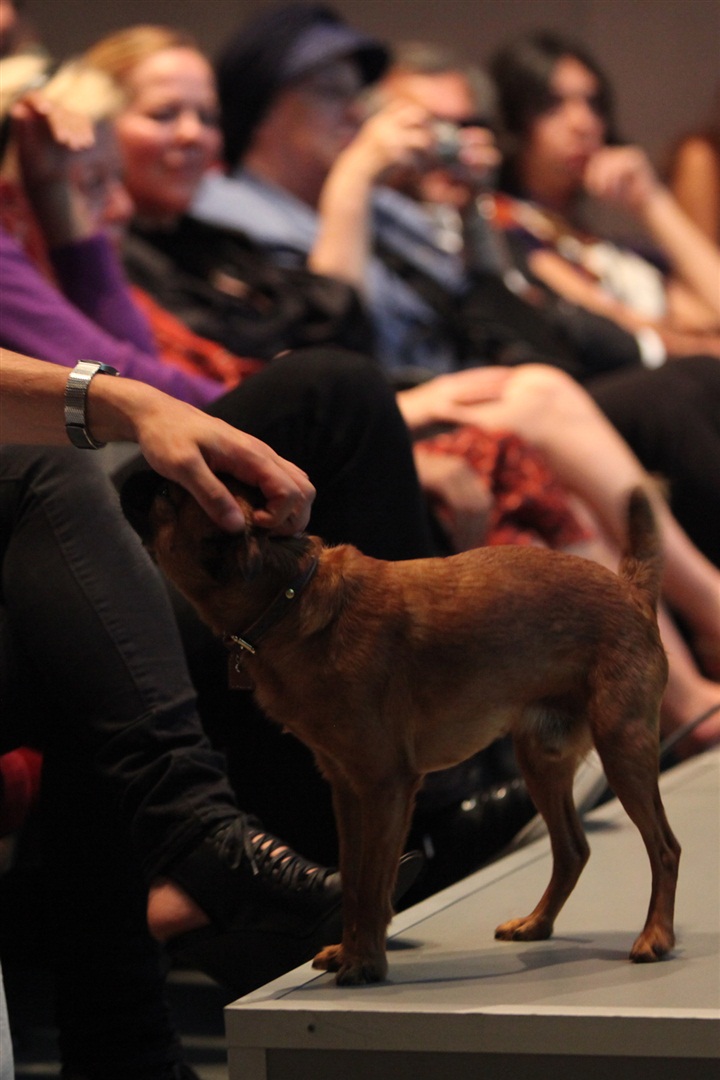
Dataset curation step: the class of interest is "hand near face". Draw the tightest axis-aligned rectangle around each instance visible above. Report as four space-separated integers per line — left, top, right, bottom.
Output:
11 89 94 188
341 100 436 180
583 145 661 215
11 90 130 246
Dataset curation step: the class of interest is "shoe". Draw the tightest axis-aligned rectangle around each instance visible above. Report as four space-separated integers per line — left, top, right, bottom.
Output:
167 815 342 930
403 778 538 902
165 823 424 998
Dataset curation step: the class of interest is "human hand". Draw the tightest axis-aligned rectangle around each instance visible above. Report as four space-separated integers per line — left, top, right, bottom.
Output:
11 89 94 191
341 100 435 181
94 382 315 534
396 367 516 431
583 145 661 215
413 443 493 551
11 89 105 245
419 125 500 210
137 403 314 535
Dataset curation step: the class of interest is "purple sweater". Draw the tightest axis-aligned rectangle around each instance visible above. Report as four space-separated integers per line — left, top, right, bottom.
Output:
0 228 222 407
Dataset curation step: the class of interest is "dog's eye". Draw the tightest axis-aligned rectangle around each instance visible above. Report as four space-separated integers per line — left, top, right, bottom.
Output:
200 533 238 583
157 483 171 500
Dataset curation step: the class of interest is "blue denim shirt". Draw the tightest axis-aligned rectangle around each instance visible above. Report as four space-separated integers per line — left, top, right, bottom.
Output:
192 169 500 376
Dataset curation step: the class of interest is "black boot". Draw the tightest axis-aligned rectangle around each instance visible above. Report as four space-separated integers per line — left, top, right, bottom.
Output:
163 815 424 998
167 814 342 930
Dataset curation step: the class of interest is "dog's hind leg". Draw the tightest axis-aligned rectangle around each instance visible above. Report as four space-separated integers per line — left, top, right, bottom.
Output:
495 735 589 942
593 718 680 962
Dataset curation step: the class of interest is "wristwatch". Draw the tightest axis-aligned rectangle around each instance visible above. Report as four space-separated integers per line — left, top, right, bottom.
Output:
64 360 119 449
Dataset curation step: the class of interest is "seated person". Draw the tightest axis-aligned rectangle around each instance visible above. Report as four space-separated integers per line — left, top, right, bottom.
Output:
0 346 358 1078
488 30 720 356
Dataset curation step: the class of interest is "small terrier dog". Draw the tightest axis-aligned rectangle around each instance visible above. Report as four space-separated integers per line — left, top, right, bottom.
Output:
133 478 680 986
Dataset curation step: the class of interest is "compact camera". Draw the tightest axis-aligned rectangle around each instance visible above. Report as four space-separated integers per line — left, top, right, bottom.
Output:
432 120 462 164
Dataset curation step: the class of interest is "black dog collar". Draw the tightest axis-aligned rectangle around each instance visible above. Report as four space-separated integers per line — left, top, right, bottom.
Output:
223 557 318 688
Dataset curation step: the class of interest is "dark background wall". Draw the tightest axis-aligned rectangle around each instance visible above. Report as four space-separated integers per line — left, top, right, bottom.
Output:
19 0 720 167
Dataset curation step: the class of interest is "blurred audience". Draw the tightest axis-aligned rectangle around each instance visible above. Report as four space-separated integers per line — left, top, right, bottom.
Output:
188 5 720 720
84 18 720 730
371 39 720 571
83 24 374 379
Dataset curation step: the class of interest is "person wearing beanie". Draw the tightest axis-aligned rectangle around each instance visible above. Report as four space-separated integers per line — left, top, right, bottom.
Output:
215 2 388 172
192 3 497 374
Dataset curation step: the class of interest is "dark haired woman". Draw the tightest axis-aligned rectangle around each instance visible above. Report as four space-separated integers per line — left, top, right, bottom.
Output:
489 30 720 353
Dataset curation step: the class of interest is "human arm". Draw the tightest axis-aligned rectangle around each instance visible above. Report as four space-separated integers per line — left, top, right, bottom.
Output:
0 228 221 405
0 349 315 534
309 101 434 292
11 88 162 349
668 135 720 243
583 145 720 320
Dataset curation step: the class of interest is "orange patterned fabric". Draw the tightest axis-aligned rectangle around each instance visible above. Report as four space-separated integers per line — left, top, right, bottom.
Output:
129 286 264 389
416 424 590 550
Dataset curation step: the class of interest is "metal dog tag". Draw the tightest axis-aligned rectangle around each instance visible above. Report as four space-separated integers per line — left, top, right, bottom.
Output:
228 650 254 691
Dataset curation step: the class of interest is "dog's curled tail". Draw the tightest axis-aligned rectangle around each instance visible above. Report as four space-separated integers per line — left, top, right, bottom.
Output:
618 486 663 614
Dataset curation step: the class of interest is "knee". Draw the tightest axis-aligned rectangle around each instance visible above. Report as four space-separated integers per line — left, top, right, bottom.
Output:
507 364 592 425
275 347 394 415
281 347 381 391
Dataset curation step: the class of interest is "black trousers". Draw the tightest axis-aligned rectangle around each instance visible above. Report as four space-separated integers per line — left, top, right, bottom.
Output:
0 350 434 1077
587 355 720 567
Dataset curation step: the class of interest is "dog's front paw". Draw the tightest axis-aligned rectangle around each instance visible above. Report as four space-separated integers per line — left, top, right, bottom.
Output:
495 914 553 942
312 944 388 984
335 955 388 986
312 944 344 972
629 925 675 963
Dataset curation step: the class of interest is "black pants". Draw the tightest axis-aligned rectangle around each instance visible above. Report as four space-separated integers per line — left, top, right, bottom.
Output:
0 350 434 1077
587 355 720 566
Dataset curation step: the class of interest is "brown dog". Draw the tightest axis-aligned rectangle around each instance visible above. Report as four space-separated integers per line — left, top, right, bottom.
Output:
144 481 680 986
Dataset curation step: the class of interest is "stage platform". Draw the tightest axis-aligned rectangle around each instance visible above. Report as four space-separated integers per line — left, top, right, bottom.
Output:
226 748 720 1080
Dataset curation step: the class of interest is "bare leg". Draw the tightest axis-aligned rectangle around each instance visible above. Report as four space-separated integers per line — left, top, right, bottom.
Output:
560 507 719 744
469 365 720 661
657 609 720 752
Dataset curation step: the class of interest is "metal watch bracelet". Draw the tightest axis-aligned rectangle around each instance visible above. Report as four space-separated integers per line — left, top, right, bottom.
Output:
64 361 119 450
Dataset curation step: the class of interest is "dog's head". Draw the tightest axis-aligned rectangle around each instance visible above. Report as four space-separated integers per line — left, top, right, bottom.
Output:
121 469 314 635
